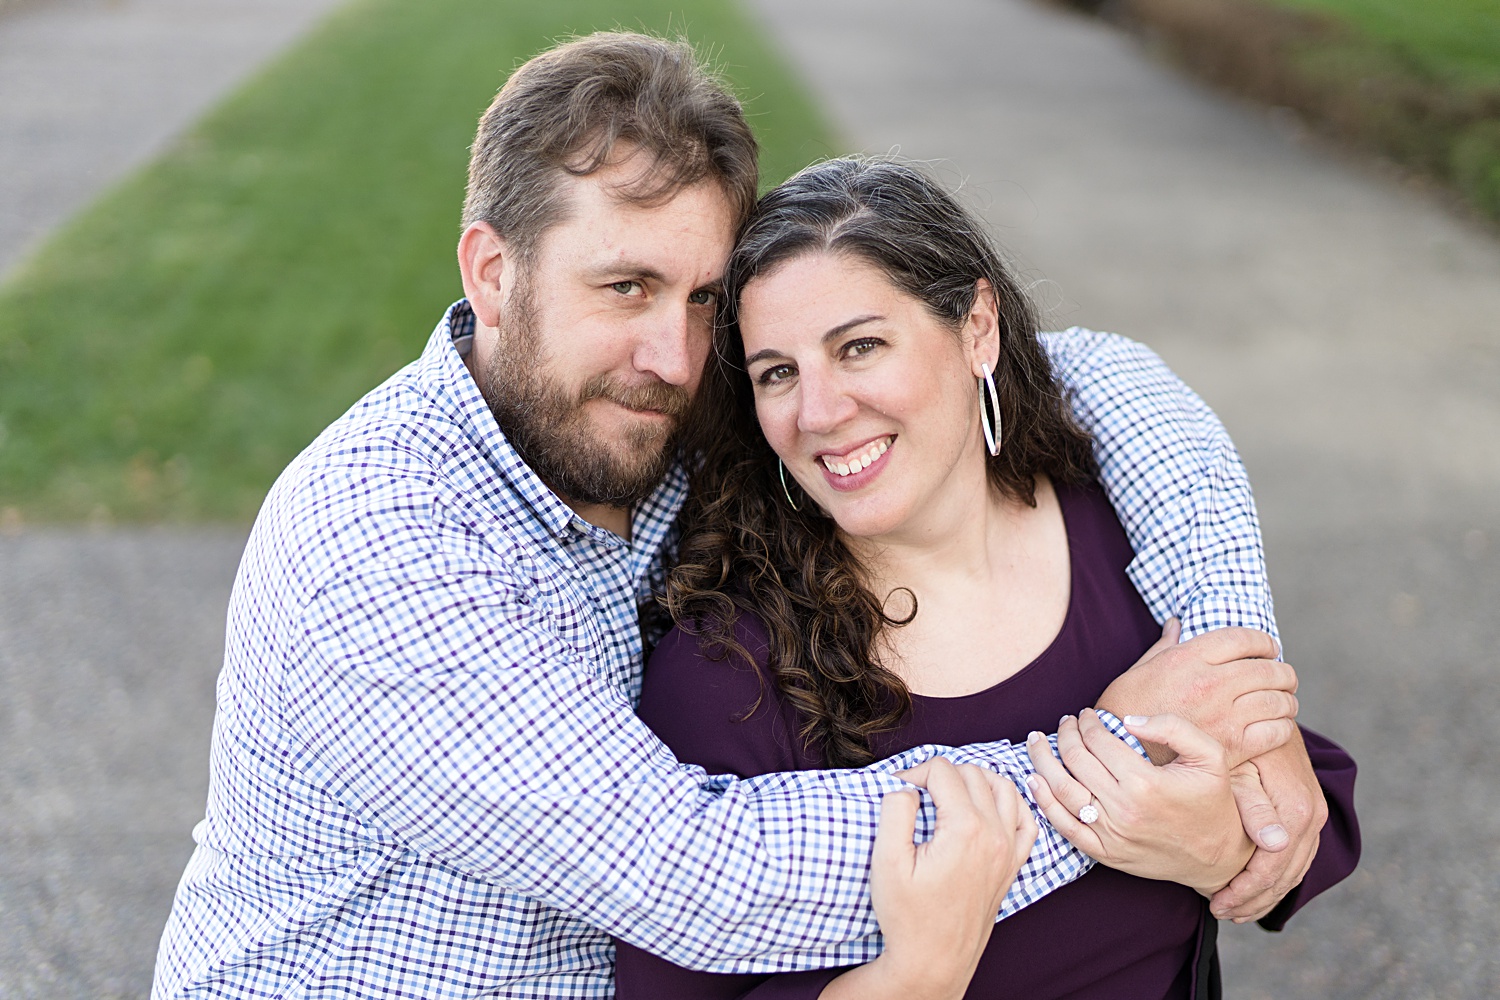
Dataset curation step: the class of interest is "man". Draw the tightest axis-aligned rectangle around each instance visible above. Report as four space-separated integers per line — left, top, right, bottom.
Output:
153 32 1324 999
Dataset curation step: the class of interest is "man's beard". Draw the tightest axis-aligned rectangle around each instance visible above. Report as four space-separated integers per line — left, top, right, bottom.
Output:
476 281 692 508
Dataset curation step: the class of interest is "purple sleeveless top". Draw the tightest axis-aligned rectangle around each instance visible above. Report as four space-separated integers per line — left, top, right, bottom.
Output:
615 482 1359 1000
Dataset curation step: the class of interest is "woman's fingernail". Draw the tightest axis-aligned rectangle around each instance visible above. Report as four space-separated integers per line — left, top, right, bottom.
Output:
1027 730 1044 744
1260 824 1289 847
1025 775 1039 792
1059 715 1073 728
1123 715 1149 726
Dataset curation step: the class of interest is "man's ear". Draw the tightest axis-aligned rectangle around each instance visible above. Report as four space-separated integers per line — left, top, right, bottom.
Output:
964 278 1001 376
457 222 511 329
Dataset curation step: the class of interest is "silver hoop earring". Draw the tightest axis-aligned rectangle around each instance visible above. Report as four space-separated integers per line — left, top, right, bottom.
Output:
979 362 1002 457
778 458 800 511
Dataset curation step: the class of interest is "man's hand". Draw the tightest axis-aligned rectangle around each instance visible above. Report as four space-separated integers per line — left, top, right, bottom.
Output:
1210 730 1327 922
1096 621 1298 767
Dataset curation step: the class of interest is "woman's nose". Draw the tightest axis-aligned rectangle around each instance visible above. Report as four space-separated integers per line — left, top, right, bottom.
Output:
796 370 857 435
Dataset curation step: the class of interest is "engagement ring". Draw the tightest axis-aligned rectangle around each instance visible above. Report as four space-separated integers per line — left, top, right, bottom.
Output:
1078 802 1100 824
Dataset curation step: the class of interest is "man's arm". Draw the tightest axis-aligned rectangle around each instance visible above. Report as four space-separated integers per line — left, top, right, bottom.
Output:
1044 327 1278 644
1045 328 1323 907
288 546 1133 976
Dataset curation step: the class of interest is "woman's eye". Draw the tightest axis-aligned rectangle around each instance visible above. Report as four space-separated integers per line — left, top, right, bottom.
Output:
756 364 795 386
611 281 643 297
844 337 882 358
688 289 717 306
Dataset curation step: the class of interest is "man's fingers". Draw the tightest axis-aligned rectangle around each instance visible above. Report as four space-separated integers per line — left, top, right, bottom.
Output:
1178 627 1280 666
1213 660 1299 711
1239 717 1298 762
1233 688 1299 724
1228 762 1288 852
1210 829 1320 920
873 789 920 876
1209 859 1279 920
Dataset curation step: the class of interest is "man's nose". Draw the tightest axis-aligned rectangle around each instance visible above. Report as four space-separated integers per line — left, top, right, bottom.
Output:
632 303 700 387
796 368 856 435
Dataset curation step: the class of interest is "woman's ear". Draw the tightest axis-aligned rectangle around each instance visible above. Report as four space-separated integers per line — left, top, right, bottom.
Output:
964 278 1001 377
457 222 512 330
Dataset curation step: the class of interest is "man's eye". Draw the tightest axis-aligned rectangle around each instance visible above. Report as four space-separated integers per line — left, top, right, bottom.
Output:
611 281 643 296
688 289 717 306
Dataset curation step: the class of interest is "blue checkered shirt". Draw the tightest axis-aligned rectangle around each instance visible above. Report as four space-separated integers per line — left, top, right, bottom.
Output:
153 300 1276 999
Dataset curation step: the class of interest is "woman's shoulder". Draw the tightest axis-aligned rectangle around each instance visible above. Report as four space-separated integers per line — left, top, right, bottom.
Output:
639 610 812 777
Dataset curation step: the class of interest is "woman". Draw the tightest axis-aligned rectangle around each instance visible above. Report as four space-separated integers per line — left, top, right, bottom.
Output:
615 158 1358 998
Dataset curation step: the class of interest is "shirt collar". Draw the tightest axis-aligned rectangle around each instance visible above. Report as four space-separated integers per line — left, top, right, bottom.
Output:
414 299 688 548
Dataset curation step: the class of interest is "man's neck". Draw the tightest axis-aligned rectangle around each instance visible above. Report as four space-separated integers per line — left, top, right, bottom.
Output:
565 499 633 541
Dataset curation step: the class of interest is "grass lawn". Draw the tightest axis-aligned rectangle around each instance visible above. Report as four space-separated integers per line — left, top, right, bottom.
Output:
1268 0 1500 89
1267 0 1500 218
0 0 837 523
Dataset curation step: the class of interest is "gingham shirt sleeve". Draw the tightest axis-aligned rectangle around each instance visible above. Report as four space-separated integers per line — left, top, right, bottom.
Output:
1045 329 1279 647
287 539 1140 973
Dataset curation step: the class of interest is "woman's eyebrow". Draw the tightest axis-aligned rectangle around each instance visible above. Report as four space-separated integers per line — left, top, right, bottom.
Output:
744 314 884 367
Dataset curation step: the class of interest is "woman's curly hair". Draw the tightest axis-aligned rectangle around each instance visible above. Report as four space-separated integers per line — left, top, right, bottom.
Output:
666 157 1097 767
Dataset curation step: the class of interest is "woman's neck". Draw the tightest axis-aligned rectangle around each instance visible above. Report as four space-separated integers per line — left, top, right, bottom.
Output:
847 463 1020 599
845 470 1069 698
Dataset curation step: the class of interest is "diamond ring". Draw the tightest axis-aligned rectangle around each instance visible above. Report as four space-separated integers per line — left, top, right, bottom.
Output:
1078 802 1100 824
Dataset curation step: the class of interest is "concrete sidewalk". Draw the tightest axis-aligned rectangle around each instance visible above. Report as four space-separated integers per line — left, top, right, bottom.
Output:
0 0 348 279
741 0 1500 996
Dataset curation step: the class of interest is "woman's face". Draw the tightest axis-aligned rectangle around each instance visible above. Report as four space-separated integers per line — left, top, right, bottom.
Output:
738 252 997 542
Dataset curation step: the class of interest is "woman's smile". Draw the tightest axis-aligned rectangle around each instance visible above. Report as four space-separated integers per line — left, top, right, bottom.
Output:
815 434 895 491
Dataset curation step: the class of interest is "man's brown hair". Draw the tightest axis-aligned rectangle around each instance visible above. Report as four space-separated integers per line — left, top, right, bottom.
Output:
463 32 760 261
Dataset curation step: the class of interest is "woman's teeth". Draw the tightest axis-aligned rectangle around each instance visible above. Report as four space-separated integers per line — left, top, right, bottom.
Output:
820 437 891 477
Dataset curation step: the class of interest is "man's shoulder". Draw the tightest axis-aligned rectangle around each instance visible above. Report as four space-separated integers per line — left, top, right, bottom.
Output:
245 366 537 601
1040 327 1160 382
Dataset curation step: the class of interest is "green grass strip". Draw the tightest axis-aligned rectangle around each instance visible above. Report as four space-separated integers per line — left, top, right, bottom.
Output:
0 0 837 523
1265 0 1500 219
1267 0 1500 89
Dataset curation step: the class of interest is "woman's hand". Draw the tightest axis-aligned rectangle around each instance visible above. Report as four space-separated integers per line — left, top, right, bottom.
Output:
1025 710 1253 896
819 759 1038 1000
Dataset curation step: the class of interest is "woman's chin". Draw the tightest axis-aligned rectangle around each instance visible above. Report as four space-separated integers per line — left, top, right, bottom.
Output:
825 501 910 542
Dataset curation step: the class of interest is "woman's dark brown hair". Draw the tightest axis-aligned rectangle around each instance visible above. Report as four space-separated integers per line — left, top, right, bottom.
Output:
668 157 1097 767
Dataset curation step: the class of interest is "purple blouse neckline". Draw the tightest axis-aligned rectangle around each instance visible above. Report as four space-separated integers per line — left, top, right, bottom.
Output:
908 480 1083 705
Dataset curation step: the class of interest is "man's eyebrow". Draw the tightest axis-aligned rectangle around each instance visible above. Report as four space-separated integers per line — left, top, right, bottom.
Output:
743 314 883 367
585 260 667 284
